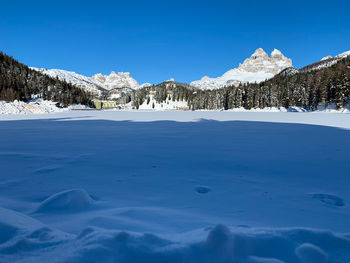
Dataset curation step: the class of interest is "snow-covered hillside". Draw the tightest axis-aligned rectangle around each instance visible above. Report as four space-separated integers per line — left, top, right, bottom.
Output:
1 111 350 263
32 68 149 96
140 83 153 88
138 94 189 110
1 98 348 114
0 99 65 114
0 99 93 115
190 48 292 90
300 50 350 72
32 68 105 96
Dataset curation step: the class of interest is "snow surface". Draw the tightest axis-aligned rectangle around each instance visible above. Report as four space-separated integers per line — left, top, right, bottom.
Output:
1 111 350 262
190 70 275 90
321 56 333 61
0 100 94 115
334 50 350 59
0 99 65 115
140 83 153 88
138 95 189 110
2 99 349 115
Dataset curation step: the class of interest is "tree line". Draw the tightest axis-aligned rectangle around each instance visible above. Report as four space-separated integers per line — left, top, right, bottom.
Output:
1 49 349 111
0 52 92 106
124 56 350 111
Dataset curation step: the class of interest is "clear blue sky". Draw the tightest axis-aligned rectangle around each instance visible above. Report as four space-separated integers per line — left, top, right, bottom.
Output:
1 0 349 84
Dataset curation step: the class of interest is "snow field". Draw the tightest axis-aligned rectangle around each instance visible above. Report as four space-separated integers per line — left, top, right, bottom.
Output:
1 111 350 262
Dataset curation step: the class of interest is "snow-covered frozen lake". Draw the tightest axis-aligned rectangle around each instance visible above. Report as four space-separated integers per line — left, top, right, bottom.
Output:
0 111 350 263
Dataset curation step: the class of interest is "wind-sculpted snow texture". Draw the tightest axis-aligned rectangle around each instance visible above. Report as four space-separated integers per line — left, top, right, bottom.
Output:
0 111 350 262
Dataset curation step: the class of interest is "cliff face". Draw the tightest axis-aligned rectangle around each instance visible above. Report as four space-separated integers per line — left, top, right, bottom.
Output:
237 48 292 75
191 48 292 90
91 71 140 90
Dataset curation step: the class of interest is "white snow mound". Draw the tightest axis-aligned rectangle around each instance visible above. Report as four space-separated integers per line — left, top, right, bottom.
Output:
2 223 349 263
36 189 95 213
0 99 64 115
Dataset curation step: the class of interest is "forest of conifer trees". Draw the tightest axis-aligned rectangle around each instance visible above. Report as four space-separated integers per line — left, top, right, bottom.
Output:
0 52 92 106
125 55 350 111
1 50 349 111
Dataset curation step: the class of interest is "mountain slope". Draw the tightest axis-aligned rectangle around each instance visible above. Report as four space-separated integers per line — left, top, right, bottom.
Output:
0 52 91 106
190 48 292 90
123 53 350 111
300 50 350 72
33 68 145 98
91 71 140 90
189 53 350 110
32 68 105 96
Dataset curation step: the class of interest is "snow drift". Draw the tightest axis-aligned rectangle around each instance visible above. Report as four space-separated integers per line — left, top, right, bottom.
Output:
1 113 350 262
35 189 95 213
1 210 349 263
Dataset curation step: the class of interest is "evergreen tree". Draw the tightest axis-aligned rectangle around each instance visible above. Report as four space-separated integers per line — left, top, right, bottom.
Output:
0 51 92 105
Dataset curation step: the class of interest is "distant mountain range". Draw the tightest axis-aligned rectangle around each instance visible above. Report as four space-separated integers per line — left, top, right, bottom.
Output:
299 51 350 73
127 52 350 111
1 48 350 112
30 48 349 99
190 48 292 89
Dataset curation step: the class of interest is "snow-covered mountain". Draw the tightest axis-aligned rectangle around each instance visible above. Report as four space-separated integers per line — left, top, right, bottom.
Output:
91 71 140 90
140 83 153 88
300 50 350 72
32 48 349 96
32 68 148 97
32 68 105 96
190 48 292 90
277 67 299 77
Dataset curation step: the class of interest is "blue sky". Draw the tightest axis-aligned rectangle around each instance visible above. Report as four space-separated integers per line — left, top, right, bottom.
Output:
1 0 349 84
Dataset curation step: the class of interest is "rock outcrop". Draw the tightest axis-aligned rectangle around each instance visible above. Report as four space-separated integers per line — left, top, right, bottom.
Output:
190 48 292 90
91 71 140 90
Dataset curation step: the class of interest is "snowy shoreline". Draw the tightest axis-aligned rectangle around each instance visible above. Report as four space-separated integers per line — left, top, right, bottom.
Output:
1 99 349 116
2 110 350 130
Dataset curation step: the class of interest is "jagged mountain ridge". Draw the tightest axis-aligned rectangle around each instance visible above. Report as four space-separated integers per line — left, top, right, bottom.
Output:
190 48 292 90
299 50 350 73
91 71 140 91
31 68 145 97
30 48 350 98
274 50 350 76
127 53 350 111
32 68 105 96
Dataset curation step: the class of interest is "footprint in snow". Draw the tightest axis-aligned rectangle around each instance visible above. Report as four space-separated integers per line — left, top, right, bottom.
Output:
311 193 345 207
195 186 211 194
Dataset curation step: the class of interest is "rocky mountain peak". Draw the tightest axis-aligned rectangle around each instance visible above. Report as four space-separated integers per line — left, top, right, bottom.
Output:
238 48 292 75
321 56 333 61
270 49 284 59
91 71 139 90
250 48 269 59
191 48 293 90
